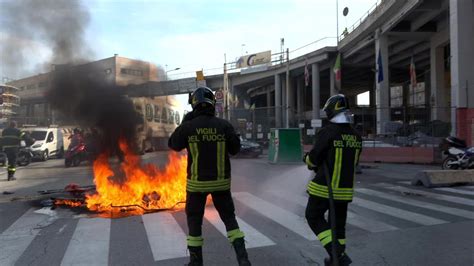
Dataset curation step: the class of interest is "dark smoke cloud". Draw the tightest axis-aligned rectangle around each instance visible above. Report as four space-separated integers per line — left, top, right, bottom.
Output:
1 0 92 78
1 0 142 153
49 65 143 154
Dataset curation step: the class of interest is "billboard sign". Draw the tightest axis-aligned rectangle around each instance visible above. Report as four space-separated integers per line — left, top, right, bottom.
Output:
236 50 271 68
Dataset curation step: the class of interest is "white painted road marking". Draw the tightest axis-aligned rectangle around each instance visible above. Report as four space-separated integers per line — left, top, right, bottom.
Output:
358 188 474 219
352 197 447 225
143 212 187 261
378 183 474 206
61 218 111 266
0 208 45 265
204 206 275 248
433 187 474 196
289 194 399 233
233 192 317 240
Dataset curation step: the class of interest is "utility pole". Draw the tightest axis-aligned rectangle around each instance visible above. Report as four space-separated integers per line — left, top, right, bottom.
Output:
336 0 339 45
285 48 290 128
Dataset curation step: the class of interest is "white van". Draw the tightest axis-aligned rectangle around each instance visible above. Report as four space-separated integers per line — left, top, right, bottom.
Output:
25 127 64 161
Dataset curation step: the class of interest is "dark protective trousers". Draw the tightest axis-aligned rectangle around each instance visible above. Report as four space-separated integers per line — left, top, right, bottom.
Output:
186 190 241 246
4 147 18 178
305 195 349 256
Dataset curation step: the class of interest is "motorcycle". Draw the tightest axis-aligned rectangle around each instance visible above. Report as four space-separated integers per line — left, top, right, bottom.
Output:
64 142 89 167
17 146 34 166
441 136 474 170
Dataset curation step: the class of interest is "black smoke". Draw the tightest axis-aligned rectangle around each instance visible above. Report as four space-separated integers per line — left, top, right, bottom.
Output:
1 0 92 77
1 0 142 154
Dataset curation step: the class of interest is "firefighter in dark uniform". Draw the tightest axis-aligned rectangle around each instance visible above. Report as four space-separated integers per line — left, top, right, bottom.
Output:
168 87 251 266
303 94 362 266
1 121 26 181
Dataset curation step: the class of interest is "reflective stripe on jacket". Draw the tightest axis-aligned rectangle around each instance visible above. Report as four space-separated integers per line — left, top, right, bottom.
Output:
1 128 23 150
168 109 240 192
305 123 362 201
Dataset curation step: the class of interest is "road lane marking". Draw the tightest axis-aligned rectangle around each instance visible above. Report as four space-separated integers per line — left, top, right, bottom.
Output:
357 188 474 219
233 192 316 241
377 183 474 206
352 197 447 225
204 206 275 248
433 187 474 196
142 212 187 261
288 194 398 233
0 208 45 265
61 218 111 266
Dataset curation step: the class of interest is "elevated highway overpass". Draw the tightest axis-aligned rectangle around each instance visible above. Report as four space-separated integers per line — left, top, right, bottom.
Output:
126 0 473 145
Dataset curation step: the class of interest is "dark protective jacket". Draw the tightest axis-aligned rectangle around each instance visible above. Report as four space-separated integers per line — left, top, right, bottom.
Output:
168 108 240 192
305 123 362 201
1 127 24 150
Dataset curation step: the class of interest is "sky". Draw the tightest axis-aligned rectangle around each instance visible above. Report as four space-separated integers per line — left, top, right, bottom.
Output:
0 0 377 108
0 0 378 80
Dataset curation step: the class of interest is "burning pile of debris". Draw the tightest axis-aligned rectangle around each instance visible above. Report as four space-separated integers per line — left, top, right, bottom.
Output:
40 140 187 217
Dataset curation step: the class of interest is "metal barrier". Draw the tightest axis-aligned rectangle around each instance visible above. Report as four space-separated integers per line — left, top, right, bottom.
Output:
223 106 463 148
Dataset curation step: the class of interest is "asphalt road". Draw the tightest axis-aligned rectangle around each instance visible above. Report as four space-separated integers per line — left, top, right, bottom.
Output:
0 153 473 266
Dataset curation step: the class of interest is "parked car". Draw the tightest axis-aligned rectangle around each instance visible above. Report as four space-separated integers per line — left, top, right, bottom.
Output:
25 127 64 161
234 137 262 158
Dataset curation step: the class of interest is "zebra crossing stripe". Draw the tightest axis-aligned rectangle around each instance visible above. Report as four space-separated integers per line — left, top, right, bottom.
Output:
433 187 474 196
61 218 111 266
204 206 275 248
352 197 447 225
358 188 474 219
233 192 317 241
0 208 45 265
378 184 474 206
289 194 398 233
142 212 187 261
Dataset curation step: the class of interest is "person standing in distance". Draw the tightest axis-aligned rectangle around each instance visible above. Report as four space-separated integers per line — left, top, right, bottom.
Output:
168 87 251 266
303 94 362 266
1 121 28 181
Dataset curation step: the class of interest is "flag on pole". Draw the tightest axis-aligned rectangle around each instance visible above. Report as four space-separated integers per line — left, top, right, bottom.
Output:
377 49 384 83
304 60 309 87
409 56 417 89
333 53 342 82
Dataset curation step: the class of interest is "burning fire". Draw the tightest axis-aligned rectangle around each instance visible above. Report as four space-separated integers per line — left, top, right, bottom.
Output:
67 139 188 216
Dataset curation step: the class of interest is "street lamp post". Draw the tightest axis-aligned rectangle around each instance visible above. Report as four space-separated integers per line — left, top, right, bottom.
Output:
165 67 181 80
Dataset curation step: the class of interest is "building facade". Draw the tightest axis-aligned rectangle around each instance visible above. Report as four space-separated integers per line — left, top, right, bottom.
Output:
7 55 159 126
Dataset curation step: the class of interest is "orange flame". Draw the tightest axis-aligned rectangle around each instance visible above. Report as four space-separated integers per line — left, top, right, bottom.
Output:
84 139 187 216
54 198 84 207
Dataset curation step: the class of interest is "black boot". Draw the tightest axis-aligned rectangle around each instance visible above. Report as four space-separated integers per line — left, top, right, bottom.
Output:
187 246 203 266
324 253 352 266
7 173 16 181
233 238 251 266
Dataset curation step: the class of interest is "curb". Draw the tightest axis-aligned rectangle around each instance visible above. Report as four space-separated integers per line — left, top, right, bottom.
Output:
411 170 474 188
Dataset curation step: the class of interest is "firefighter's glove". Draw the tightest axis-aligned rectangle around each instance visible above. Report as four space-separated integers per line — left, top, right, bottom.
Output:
303 153 317 171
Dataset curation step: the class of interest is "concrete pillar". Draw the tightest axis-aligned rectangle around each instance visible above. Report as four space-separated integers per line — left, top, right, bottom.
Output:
430 41 450 122
450 0 474 141
274 74 282 128
296 77 304 121
281 75 287 127
287 76 295 127
266 86 272 118
312 63 321 119
375 29 390 135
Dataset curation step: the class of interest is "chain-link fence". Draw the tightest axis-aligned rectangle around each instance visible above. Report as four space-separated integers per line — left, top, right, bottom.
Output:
222 106 465 149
